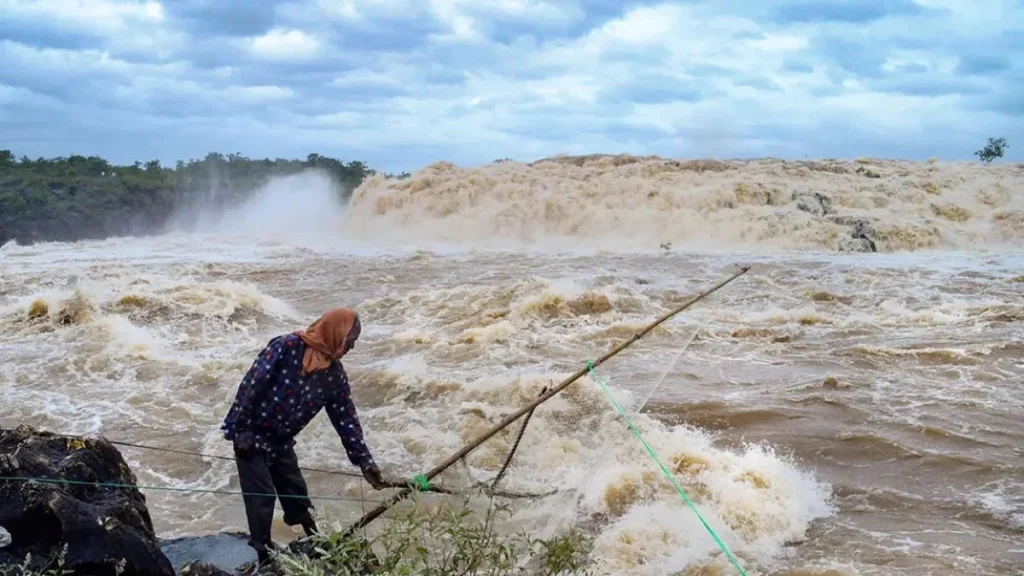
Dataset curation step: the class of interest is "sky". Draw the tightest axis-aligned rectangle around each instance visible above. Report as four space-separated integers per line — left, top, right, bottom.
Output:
0 0 1021 173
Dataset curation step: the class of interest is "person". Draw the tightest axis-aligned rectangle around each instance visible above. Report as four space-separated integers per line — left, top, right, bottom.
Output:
221 308 385 563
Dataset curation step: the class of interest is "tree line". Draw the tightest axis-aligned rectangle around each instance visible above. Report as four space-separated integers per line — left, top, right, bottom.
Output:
0 151 406 245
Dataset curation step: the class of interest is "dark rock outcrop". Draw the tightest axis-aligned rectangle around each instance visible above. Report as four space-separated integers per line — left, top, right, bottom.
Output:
830 216 879 253
855 166 882 179
0 425 175 576
793 192 835 217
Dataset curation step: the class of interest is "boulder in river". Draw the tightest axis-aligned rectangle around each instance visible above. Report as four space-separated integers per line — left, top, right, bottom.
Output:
830 216 879 253
793 192 835 217
0 425 175 576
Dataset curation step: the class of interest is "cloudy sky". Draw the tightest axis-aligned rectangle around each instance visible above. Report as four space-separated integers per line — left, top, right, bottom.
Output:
0 0 1021 172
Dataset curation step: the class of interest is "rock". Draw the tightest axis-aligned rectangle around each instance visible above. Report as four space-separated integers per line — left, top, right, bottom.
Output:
829 216 878 253
0 454 18 474
793 192 835 216
855 166 881 179
0 425 175 576
160 532 257 575
180 562 235 576
838 237 877 253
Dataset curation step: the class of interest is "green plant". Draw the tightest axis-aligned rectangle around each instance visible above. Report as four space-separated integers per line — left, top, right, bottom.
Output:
0 150 397 246
975 137 1008 163
0 545 73 576
0 545 127 576
276 496 595 576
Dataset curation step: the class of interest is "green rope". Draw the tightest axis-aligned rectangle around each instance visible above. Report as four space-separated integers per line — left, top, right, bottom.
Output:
0 476 379 504
586 360 749 576
411 474 431 492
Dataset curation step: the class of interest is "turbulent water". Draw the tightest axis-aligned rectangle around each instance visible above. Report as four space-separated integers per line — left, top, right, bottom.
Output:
1 156 1022 576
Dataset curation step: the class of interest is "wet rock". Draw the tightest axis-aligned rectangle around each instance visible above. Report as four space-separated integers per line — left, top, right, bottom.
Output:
839 237 877 253
793 192 835 216
830 216 878 253
180 562 235 576
160 532 256 575
0 425 175 576
0 454 18 474
55 292 94 325
791 160 850 175
855 166 882 179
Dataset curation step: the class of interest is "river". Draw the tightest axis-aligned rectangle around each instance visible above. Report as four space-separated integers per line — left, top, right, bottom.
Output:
1 156 1022 575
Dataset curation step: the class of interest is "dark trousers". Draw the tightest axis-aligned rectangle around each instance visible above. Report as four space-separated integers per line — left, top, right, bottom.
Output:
234 444 314 553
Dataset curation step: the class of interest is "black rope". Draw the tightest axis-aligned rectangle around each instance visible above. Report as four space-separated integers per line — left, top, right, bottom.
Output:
107 440 364 478
491 386 547 491
109 440 558 500
380 479 556 500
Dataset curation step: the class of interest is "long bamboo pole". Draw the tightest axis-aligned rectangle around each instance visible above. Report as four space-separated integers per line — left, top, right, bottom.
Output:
343 264 751 535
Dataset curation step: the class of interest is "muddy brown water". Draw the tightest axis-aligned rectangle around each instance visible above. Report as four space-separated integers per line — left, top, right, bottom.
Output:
1 235 1022 575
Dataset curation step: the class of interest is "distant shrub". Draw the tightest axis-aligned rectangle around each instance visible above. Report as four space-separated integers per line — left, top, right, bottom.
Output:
975 137 1008 163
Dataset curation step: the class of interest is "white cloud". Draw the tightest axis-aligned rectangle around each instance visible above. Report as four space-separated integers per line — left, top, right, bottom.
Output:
0 39 186 78
245 28 320 61
0 0 1020 171
227 84 295 103
0 82 36 105
0 0 185 55
596 4 687 45
0 0 165 31
429 0 580 40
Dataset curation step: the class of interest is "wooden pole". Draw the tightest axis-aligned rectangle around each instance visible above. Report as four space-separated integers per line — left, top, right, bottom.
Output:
343 264 751 535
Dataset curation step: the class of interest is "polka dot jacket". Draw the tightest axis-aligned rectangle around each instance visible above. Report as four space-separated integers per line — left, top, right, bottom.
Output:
221 333 377 472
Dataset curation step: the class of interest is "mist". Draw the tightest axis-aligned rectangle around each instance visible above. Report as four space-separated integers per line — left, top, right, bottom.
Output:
164 169 351 246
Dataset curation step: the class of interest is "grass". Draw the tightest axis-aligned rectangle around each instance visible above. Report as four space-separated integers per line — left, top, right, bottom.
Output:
3 498 594 576
275 495 596 576
0 545 127 576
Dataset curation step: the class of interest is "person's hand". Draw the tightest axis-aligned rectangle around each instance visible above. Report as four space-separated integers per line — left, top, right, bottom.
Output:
233 431 256 455
362 466 386 490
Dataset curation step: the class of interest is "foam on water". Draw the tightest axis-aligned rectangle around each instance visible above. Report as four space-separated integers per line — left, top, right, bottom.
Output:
346 156 1024 254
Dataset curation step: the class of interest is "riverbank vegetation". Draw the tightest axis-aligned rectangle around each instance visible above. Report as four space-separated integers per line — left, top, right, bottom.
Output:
0 151 396 246
3 499 596 576
276 498 595 576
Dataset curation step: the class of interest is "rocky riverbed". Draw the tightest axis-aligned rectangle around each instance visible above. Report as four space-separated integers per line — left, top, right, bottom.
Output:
0 426 270 576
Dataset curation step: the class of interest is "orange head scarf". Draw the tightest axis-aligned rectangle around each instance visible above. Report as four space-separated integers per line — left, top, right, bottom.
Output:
295 308 361 375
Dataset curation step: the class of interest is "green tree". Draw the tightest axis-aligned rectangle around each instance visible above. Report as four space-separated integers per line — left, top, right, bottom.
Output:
0 150 377 246
975 137 1008 163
